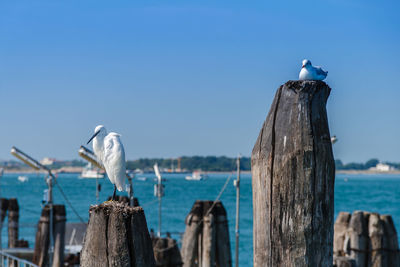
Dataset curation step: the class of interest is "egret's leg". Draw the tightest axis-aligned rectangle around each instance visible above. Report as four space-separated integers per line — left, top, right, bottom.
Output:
112 185 117 200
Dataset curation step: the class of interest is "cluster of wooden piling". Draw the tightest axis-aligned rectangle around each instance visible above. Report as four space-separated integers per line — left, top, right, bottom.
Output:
80 201 156 267
0 198 29 250
334 211 400 267
181 200 231 267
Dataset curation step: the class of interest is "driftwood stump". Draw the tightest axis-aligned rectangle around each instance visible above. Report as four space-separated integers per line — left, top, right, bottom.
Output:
333 210 400 267
181 200 232 267
80 201 155 267
252 80 335 267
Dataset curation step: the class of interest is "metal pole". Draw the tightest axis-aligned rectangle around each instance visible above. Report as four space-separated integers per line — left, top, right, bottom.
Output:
96 178 99 203
158 193 162 237
47 173 54 267
234 155 241 267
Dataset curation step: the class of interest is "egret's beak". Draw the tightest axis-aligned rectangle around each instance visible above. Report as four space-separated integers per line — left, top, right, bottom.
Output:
302 65 305 68
87 130 100 144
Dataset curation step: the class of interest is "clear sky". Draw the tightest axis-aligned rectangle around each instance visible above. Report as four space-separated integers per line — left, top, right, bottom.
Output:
1 0 399 163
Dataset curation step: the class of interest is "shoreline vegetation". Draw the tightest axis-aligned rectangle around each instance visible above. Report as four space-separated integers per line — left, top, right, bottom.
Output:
1 157 399 175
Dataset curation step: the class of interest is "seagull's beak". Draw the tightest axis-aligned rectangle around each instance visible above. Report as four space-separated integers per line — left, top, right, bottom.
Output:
87 130 100 144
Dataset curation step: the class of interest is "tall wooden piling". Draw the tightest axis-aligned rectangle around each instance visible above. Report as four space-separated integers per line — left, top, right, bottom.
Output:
80 201 155 267
8 198 19 248
251 80 335 267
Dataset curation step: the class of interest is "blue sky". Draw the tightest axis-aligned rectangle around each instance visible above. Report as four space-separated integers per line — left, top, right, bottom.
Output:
1 0 399 163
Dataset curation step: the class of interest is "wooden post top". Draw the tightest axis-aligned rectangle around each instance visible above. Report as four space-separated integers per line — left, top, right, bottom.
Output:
89 201 144 215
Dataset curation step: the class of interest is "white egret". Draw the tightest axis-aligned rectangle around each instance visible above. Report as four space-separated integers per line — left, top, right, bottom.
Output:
87 125 126 200
299 59 328 80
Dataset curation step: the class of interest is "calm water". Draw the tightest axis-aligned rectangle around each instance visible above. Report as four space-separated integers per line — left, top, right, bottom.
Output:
1 172 400 266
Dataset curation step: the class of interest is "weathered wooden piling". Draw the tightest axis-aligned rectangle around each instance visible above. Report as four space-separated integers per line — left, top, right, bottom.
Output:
334 212 351 257
181 201 203 267
0 198 9 249
80 201 156 267
181 200 231 267
333 210 400 267
251 80 335 267
107 195 140 206
8 198 19 248
33 205 51 266
52 205 66 267
215 202 232 267
202 201 217 267
152 236 183 266
32 204 67 267
346 211 368 266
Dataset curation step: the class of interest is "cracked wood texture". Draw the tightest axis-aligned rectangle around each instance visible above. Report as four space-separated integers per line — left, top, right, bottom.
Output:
80 201 156 267
252 80 335 267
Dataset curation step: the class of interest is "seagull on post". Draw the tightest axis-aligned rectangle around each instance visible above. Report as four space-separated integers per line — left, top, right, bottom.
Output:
87 125 126 200
299 59 328 81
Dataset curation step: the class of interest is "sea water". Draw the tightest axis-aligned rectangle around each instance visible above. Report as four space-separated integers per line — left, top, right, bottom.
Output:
1 173 399 266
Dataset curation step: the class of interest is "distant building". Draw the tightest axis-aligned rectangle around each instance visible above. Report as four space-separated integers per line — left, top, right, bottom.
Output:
40 157 57 166
369 163 396 172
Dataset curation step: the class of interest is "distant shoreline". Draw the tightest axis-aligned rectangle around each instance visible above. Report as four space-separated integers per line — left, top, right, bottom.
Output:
336 170 400 175
3 169 399 175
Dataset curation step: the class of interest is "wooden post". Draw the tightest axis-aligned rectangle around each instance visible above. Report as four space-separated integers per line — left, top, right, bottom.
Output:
345 211 368 266
33 205 51 266
107 195 140 206
251 80 335 266
334 212 351 257
202 201 216 267
381 215 400 267
52 205 66 267
333 256 356 267
80 201 155 267
368 213 386 267
8 198 19 248
152 236 183 266
215 202 232 267
181 201 203 267
167 236 183 266
0 198 9 249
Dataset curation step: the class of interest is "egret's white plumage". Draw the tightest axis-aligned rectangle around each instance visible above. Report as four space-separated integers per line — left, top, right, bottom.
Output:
89 125 126 192
299 59 328 81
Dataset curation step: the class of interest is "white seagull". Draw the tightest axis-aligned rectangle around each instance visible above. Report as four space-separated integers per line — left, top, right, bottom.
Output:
299 59 328 81
87 125 126 200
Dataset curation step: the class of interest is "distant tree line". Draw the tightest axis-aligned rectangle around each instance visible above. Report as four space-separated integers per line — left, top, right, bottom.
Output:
335 158 400 170
4 157 399 172
126 156 251 172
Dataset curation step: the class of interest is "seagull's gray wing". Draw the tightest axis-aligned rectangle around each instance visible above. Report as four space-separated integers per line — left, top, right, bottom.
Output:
315 66 328 76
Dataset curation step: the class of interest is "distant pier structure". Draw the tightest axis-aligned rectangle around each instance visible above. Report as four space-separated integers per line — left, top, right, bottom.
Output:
251 81 335 266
